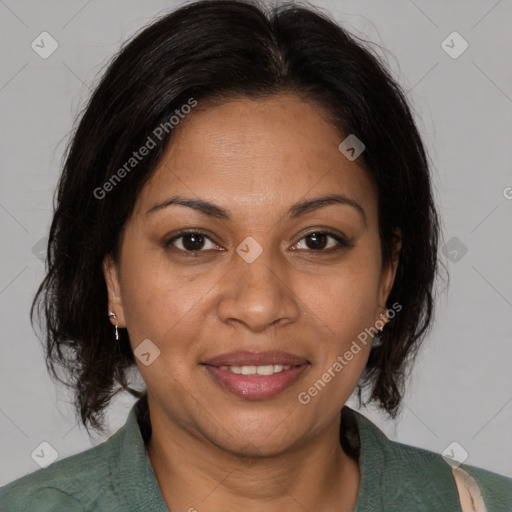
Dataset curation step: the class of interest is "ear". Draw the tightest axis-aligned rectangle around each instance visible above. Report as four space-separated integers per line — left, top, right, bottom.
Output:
377 228 402 310
102 255 126 327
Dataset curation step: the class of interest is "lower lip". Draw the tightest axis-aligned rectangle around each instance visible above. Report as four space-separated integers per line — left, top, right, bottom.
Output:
202 364 309 400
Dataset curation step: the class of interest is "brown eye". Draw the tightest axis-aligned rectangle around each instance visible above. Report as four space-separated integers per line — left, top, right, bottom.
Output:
304 232 329 250
164 231 219 254
292 231 354 252
180 233 206 251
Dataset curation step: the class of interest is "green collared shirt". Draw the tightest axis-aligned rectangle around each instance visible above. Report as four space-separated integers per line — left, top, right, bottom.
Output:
1 396 511 511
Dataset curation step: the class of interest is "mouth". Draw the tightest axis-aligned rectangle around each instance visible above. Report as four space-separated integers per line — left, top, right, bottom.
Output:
201 350 310 400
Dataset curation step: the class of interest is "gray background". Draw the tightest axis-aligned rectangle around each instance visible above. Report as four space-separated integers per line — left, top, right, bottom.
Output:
1 0 511 485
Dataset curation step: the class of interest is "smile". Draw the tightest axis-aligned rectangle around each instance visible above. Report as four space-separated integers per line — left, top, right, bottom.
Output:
218 364 292 375
201 350 310 399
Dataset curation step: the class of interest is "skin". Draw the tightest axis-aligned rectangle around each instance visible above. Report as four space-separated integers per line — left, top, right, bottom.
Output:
103 94 401 511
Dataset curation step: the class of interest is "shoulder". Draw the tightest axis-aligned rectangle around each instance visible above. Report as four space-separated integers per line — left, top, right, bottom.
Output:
386 438 512 510
345 407 512 511
389 437 512 484
457 461 512 511
0 482 85 512
0 429 121 512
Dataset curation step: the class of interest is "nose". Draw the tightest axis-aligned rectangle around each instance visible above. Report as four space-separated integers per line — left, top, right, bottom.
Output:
216 247 301 332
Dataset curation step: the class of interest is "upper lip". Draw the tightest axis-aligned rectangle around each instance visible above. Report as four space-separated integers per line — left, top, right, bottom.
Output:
202 350 309 367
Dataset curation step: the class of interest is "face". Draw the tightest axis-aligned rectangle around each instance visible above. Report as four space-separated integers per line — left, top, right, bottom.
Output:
103 94 400 456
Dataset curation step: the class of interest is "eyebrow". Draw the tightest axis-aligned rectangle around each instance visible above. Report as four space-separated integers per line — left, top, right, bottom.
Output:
146 194 366 225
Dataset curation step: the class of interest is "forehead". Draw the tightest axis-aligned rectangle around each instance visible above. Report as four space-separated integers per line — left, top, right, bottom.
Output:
136 95 377 220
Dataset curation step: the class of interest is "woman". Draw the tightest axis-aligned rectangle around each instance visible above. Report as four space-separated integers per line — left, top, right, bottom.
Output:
1 0 510 510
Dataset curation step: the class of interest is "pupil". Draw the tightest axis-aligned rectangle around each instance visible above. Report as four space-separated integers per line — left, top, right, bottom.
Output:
307 233 327 250
183 233 204 251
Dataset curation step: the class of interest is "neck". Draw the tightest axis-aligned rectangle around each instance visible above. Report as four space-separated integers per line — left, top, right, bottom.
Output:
146 405 360 512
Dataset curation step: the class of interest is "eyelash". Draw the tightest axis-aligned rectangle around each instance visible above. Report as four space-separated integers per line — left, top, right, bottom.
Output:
163 229 354 257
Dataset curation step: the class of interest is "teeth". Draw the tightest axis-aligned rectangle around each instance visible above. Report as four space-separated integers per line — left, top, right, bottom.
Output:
257 364 275 375
241 365 257 375
218 364 292 375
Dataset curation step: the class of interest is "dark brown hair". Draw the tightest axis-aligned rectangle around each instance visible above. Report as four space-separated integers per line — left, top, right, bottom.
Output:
31 0 444 434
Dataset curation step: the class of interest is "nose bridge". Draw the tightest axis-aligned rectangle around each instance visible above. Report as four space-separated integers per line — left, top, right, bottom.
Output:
217 242 300 330
238 245 281 294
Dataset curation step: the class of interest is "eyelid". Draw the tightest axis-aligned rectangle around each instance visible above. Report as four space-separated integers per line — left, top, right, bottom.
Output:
292 228 355 251
292 224 352 242
164 229 220 250
164 227 354 256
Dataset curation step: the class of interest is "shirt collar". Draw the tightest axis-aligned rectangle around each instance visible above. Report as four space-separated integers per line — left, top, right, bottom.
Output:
109 396 169 511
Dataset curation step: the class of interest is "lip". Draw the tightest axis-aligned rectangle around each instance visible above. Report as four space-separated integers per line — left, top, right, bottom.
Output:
203 363 309 400
201 350 310 400
202 350 308 367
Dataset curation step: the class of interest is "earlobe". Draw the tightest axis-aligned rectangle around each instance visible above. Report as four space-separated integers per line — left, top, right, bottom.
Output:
102 255 126 327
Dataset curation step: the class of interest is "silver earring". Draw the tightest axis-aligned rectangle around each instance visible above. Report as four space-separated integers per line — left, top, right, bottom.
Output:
373 312 387 348
108 310 119 341
378 312 387 331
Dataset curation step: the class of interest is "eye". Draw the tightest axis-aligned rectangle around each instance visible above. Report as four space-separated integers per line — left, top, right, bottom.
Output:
291 230 354 253
164 230 221 255
164 229 353 257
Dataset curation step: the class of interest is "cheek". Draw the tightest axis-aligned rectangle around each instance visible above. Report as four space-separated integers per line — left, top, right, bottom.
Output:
296 263 380 411
122 273 199 344
116 237 190 344
118 244 223 376
304 255 382 340
301 280 375 396
119 258 205 395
